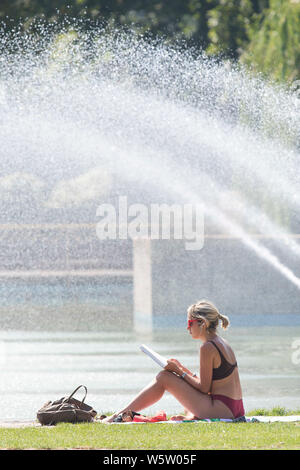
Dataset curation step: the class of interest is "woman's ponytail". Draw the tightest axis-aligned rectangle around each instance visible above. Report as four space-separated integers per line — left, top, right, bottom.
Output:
218 313 230 330
188 300 230 332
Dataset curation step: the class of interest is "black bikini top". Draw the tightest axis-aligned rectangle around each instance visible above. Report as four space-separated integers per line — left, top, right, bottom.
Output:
209 340 237 380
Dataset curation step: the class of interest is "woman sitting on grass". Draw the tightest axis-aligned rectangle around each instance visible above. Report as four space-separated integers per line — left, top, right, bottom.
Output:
102 300 245 422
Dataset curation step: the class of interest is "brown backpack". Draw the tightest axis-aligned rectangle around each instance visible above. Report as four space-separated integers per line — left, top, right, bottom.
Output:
37 385 97 425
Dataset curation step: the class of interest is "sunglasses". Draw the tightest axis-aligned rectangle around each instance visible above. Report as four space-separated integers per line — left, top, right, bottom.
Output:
187 319 201 330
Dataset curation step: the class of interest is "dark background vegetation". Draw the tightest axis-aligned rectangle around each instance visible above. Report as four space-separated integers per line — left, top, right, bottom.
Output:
0 0 299 83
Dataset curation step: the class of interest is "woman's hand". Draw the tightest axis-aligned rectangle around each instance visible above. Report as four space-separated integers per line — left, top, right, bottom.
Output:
164 359 183 376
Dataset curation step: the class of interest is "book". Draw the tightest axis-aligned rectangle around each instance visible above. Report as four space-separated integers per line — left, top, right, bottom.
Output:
139 344 168 368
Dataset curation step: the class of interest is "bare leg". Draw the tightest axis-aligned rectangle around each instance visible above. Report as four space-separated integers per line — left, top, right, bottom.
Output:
156 371 235 419
102 370 234 422
101 375 165 422
155 371 235 419
119 376 165 412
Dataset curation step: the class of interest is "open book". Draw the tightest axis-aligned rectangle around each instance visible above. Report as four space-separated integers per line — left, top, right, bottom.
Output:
139 344 168 368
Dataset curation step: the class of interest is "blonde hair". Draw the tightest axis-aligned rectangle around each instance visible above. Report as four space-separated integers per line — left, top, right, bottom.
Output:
187 300 230 332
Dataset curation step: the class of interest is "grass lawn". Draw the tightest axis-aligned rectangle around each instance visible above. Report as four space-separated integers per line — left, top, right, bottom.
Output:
0 422 299 450
0 408 300 450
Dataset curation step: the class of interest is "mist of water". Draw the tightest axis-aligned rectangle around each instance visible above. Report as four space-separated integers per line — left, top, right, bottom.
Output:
0 20 299 289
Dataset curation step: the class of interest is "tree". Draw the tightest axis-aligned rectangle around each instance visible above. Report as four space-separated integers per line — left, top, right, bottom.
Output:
241 0 300 82
206 0 253 58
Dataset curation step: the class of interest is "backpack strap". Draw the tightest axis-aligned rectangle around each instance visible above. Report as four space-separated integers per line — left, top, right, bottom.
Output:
67 385 88 405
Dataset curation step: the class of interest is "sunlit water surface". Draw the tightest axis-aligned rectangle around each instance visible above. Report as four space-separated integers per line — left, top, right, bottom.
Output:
0 326 299 421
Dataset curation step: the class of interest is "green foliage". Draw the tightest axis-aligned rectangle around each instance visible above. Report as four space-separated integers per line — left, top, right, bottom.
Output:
206 0 253 58
0 1 299 82
241 0 300 83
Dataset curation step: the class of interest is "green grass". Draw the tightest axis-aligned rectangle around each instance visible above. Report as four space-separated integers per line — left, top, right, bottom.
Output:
247 406 300 416
0 418 300 450
0 408 299 450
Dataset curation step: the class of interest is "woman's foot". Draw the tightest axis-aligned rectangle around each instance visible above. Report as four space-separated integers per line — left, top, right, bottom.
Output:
100 412 119 423
170 412 198 421
169 414 187 421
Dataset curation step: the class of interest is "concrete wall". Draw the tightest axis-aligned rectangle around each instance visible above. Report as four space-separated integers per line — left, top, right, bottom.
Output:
133 237 300 331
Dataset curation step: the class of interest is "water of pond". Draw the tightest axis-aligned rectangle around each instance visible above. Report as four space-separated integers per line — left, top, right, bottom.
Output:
0 326 299 420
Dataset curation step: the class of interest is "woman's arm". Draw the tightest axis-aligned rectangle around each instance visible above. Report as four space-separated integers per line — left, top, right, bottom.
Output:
166 358 195 376
164 343 214 394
